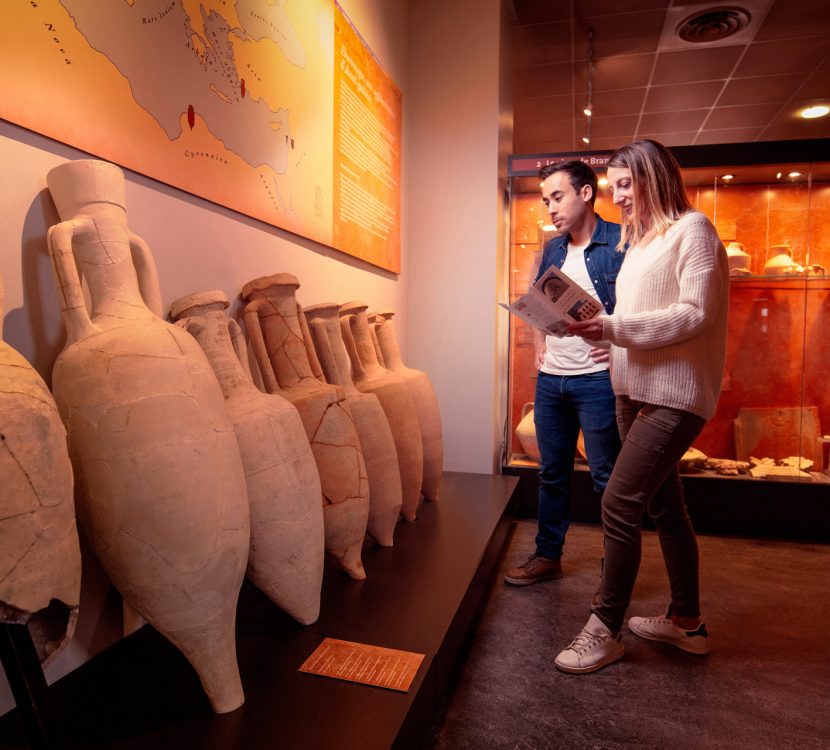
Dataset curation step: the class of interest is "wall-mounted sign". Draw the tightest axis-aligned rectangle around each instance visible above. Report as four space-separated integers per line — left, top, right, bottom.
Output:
0 1 401 273
509 152 613 177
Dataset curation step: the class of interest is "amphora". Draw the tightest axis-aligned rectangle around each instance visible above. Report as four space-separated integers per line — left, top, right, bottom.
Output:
372 309 443 501
171 290 325 624
0 273 81 665
339 302 423 521
304 302 401 546
242 274 369 579
46 160 250 714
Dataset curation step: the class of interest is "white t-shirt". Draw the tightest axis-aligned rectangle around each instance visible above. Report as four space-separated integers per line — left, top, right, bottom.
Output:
541 242 608 376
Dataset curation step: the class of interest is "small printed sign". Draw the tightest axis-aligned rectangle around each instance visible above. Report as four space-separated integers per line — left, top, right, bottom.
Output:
299 638 425 692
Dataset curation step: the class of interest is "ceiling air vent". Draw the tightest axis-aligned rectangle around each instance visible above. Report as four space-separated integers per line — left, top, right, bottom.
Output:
676 7 752 43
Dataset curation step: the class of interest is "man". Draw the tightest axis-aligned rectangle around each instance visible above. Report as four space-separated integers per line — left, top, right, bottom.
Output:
505 160 624 586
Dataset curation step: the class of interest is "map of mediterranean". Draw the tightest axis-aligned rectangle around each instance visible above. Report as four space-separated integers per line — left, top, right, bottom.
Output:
1 1 401 270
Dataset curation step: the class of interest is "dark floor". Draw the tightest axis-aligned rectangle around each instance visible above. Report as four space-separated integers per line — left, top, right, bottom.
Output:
427 520 830 750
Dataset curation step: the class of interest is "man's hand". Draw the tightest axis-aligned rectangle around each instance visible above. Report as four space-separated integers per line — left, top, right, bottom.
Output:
534 339 546 370
567 318 604 341
532 328 546 371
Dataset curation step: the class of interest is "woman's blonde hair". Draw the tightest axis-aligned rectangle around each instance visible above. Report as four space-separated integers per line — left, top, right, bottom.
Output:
607 139 692 249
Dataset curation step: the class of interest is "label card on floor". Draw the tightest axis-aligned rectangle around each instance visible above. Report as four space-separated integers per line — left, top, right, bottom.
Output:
299 638 425 692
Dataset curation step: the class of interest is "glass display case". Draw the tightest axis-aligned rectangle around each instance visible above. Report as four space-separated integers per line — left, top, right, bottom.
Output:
504 141 830 497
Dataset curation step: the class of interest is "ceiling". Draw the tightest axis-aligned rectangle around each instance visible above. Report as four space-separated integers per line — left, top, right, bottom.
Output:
509 0 830 155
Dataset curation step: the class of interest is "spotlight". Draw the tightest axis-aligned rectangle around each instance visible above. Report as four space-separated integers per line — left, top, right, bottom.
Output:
799 105 829 119
789 171 802 178
583 103 593 117
721 174 734 181
582 136 590 144
598 177 609 188
776 172 782 179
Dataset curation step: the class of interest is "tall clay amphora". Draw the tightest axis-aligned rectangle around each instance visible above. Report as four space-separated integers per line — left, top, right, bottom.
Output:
304 302 402 546
171 290 325 624
242 274 369 579
46 160 250 714
0 274 82 665
372 310 443 501
339 302 424 521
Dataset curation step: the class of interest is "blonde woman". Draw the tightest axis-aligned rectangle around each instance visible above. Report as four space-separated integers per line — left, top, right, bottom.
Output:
556 139 729 674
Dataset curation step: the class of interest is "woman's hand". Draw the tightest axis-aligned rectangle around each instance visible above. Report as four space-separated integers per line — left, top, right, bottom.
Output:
566 318 604 341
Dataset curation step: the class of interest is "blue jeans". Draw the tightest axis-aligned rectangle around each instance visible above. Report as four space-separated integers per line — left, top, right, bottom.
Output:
534 370 620 560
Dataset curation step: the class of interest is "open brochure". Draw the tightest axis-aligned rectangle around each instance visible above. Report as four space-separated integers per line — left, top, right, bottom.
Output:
499 264 602 337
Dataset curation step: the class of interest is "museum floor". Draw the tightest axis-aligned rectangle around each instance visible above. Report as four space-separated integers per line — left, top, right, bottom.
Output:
427 519 830 749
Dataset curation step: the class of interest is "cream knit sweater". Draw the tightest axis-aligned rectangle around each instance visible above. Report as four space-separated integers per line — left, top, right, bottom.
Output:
602 211 729 420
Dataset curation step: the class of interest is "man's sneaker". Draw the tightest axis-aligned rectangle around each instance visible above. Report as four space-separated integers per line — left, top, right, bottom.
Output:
628 612 710 655
503 554 562 586
555 614 625 674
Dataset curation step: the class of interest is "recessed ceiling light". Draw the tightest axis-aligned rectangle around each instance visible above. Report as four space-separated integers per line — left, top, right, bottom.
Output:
799 105 830 119
721 174 734 181
789 171 802 178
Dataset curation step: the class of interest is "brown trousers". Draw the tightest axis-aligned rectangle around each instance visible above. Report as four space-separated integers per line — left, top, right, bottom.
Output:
593 396 706 634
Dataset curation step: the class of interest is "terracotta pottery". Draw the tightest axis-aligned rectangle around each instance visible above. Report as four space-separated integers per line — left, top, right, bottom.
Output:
339 302 424 521
725 242 751 275
46 159 250 714
171 290 325 624
372 309 443 501
764 244 803 276
304 302 402 546
241 274 369 579
515 402 541 461
0 273 82 665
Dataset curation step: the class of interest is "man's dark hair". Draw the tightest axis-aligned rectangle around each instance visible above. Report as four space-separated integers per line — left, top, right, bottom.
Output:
538 160 598 206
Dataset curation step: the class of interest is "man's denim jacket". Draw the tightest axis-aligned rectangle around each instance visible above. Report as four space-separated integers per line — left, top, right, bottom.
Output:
533 215 624 315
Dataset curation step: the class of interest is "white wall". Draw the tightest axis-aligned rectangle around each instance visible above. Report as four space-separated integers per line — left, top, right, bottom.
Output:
405 0 512 474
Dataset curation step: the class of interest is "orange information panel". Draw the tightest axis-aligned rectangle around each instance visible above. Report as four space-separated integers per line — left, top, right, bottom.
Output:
332 4 402 273
299 638 424 692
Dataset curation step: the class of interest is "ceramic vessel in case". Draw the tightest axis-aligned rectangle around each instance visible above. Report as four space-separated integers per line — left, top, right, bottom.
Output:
242 274 369 579
339 302 424 521
304 302 402 546
371 309 443 501
171 290 325 624
0 274 81 665
46 159 250 714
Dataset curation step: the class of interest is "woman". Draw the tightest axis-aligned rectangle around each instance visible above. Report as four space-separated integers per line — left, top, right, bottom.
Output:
555 139 729 674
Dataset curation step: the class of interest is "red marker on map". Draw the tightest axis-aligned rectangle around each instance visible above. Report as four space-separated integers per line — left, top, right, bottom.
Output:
241 78 245 98
187 105 195 130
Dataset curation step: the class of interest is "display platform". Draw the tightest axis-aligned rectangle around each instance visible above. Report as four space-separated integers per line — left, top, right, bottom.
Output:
0 472 518 750
503 464 830 543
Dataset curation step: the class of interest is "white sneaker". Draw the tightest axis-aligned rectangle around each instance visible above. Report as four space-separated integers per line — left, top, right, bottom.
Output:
628 612 710 655
555 614 625 674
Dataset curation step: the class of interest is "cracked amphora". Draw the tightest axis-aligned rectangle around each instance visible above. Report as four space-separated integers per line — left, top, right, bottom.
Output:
304 302 401 546
371 309 443 501
46 159 250 714
242 274 369 579
0 273 81 665
171 289 325 624
339 302 423 521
